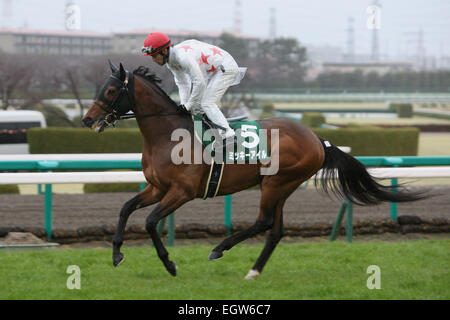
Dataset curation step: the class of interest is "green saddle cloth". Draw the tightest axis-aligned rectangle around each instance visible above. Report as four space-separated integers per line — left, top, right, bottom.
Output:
192 114 270 164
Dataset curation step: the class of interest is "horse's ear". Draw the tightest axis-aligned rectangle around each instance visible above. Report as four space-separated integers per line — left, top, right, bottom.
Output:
119 63 126 80
108 59 118 74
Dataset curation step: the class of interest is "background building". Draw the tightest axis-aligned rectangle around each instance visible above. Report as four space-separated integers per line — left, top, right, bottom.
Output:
322 62 413 75
0 28 112 55
112 28 260 56
0 28 260 56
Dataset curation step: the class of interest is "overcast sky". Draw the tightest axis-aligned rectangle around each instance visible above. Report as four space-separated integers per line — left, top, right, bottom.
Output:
2 0 450 57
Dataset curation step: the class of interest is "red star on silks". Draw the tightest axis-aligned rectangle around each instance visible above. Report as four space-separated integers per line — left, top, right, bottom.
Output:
200 52 210 64
179 45 192 52
207 65 217 73
210 47 222 56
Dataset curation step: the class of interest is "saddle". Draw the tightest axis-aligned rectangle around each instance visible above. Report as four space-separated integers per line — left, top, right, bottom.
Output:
192 113 269 199
200 114 248 131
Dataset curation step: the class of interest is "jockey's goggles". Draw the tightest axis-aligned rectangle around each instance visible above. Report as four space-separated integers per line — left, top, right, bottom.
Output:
141 46 154 55
141 41 171 56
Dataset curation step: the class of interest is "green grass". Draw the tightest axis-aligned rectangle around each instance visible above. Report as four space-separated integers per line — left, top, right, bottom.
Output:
0 240 449 300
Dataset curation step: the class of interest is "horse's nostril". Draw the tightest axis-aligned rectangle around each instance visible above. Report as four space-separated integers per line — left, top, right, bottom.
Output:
82 117 93 127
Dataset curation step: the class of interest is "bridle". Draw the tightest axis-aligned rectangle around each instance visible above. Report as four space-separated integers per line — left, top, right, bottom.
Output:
93 71 136 127
94 69 184 128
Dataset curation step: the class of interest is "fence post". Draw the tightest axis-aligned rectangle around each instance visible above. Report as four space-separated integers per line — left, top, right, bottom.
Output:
345 200 353 243
44 184 53 240
390 165 399 220
224 195 232 235
390 177 398 220
330 200 348 241
156 214 174 246
168 213 175 246
330 199 353 242
383 158 402 221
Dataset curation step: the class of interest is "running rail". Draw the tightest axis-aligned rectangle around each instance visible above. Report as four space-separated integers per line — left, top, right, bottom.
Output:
1 154 450 242
1 166 449 184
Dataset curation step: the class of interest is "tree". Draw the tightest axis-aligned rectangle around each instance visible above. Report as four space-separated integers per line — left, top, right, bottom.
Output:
46 56 87 122
0 53 33 109
255 37 307 87
218 32 249 62
83 56 110 96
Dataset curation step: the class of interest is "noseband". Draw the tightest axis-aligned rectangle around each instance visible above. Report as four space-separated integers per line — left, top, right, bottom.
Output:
94 72 136 127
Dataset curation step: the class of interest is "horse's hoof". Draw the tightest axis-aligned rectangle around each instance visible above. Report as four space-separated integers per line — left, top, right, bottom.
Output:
244 269 260 280
113 253 124 268
166 261 177 277
208 251 223 261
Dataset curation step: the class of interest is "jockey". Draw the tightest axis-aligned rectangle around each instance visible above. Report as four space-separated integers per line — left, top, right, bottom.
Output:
142 32 246 146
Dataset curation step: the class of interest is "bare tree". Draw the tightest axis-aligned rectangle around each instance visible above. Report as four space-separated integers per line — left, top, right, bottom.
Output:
0 53 33 109
83 56 110 96
48 56 87 120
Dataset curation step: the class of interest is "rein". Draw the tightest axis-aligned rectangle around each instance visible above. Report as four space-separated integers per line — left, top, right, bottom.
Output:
120 111 183 120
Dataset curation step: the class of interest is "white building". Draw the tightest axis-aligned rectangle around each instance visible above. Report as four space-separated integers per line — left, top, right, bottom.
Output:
0 28 112 55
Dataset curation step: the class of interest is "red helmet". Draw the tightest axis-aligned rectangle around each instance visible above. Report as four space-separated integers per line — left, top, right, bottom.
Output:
142 32 171 56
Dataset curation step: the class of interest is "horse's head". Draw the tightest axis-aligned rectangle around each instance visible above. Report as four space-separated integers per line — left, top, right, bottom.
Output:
82 60 135 132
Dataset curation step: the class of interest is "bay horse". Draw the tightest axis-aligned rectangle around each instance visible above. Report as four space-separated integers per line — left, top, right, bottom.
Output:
82 62 425 279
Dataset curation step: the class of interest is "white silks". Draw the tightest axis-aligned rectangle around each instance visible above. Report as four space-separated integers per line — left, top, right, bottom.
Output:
166 39 247 138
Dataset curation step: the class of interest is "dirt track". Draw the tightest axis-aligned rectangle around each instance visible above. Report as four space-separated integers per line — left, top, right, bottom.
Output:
1 186 449 231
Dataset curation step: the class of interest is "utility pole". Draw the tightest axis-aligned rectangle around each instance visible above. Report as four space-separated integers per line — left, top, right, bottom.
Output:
404 28 426 70
233 0 242 35
2 0 12 28
346 17 355 62
269 7 277 40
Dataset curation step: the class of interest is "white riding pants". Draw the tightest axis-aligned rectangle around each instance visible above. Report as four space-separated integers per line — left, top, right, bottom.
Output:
199 67 239 139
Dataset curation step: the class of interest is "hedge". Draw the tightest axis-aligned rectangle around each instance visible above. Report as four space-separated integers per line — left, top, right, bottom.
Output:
84 183 142 193
28 126 419 157
301 112 326 128
389 103 413 118
28 127 143 153
0 185 20 194
312 127 419 156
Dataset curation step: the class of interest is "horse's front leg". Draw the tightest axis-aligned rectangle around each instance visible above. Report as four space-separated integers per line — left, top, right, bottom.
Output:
113 184 163 267
144 186 193 276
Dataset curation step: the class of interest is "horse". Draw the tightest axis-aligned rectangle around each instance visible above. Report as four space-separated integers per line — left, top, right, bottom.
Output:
82 61 425 279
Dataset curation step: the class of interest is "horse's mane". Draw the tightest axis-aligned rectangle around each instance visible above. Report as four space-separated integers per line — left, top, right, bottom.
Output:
132 66 178 107
133 66 162 83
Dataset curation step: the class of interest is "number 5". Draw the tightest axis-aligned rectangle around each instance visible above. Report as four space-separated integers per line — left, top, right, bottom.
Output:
241 125 259 149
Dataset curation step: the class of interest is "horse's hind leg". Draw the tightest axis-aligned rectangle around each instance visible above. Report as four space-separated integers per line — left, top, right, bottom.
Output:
208 212 274 260
208 185 281 260
245 199 285 280
112 184 162 267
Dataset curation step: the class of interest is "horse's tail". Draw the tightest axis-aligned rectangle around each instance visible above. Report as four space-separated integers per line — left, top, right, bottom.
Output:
315 138 428 205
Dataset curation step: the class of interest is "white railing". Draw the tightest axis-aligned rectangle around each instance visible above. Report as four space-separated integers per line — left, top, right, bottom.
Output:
0 171 145 184
1 166 449 185
0 153 142 161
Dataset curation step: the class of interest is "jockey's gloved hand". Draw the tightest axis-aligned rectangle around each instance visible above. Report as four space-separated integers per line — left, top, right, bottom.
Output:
179 104 191 115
